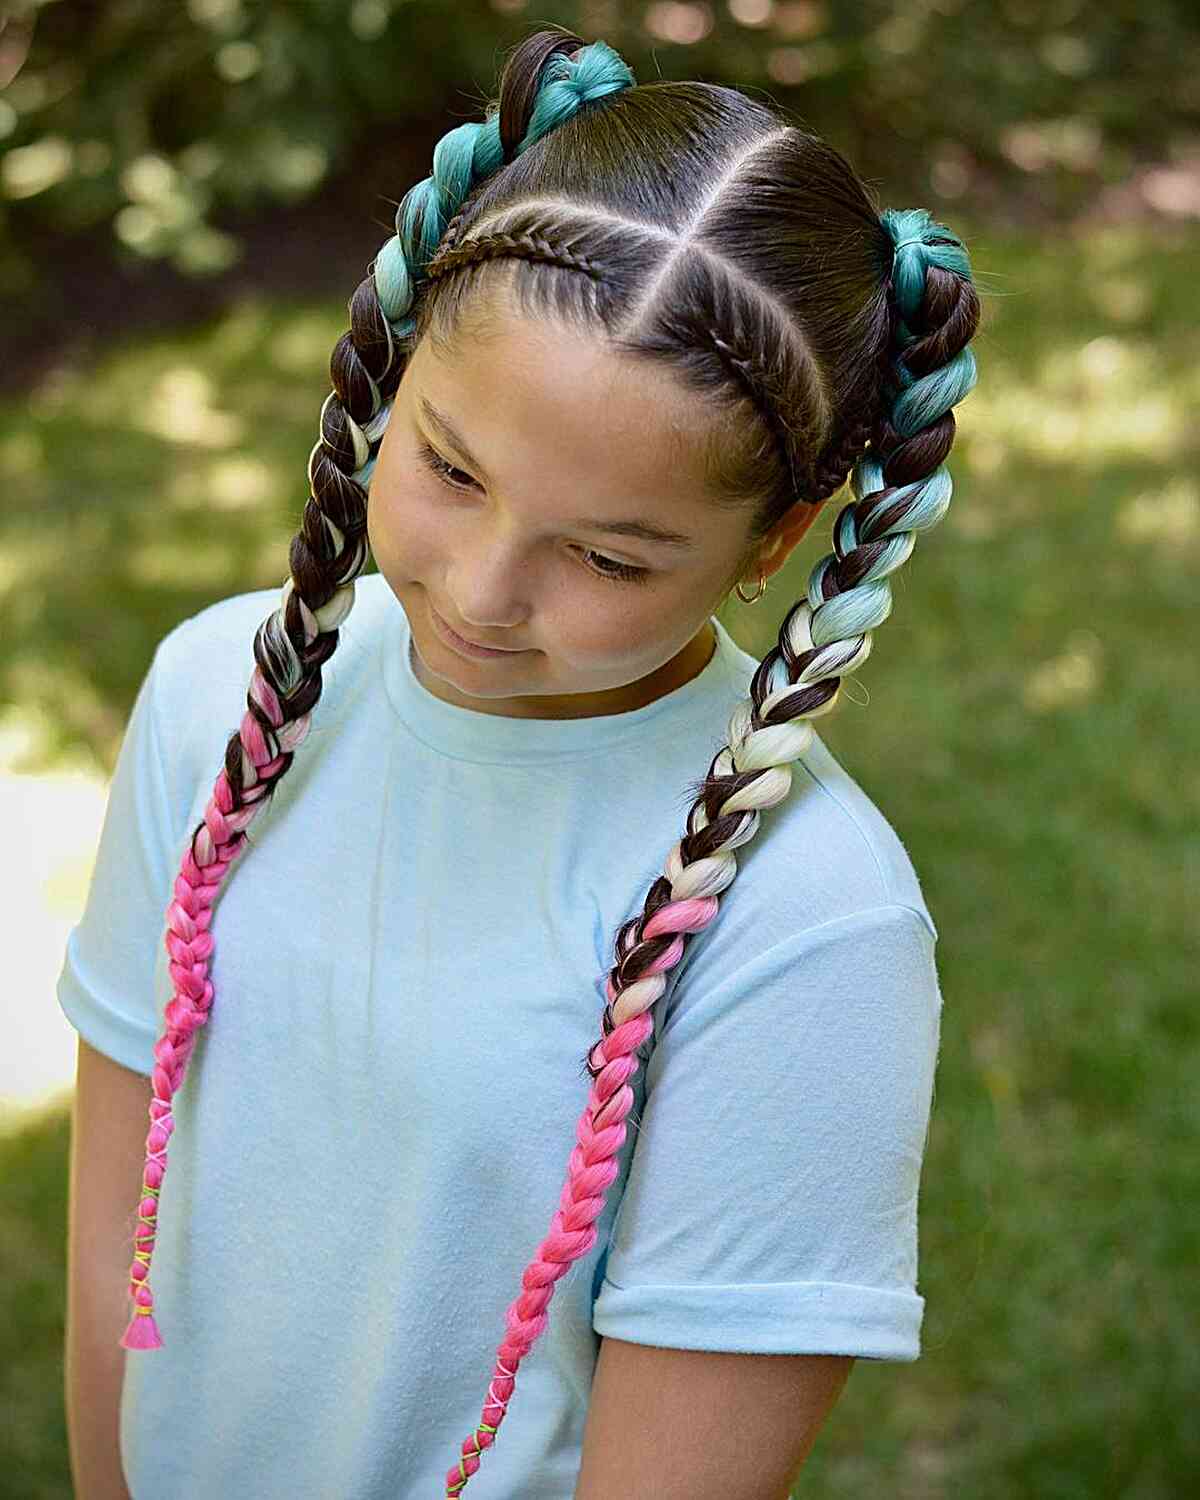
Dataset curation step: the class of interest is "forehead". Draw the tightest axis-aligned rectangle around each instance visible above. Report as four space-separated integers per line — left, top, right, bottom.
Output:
403 317 726 510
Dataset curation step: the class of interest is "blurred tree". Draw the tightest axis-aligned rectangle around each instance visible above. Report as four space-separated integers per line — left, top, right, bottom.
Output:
1 0 1197 370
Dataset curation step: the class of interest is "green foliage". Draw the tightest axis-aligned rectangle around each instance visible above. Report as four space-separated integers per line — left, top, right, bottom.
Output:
0 1103 71 1499
2 0 1198 301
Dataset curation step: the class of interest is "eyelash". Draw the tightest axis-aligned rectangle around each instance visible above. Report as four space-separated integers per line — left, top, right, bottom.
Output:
414 441 652 586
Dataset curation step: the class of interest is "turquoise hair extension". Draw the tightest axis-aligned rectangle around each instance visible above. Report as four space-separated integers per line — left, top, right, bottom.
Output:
522 40 638 140
802 208 979 648
373 40 636 331
881 206 977 439
353 42 640 510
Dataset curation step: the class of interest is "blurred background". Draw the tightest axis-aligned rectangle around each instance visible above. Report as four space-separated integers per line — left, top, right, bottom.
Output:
1 1 1196 1495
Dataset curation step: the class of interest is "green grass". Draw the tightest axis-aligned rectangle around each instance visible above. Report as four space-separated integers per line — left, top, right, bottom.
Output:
1 219 1196 1497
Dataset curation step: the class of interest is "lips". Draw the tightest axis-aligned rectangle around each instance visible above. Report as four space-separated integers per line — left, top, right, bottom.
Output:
452 625 513 651
433 603 522 652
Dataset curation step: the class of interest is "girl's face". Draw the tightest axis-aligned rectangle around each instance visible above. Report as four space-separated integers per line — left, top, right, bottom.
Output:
366 311 823 719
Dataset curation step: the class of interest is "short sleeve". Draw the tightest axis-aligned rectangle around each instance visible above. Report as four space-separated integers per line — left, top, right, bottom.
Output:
592 903 942 1362
55 629 194 1077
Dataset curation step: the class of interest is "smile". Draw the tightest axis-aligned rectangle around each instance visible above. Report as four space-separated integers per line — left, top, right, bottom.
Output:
429 601 529 659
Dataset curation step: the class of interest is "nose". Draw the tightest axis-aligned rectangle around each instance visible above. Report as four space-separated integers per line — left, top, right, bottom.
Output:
445 534 535 632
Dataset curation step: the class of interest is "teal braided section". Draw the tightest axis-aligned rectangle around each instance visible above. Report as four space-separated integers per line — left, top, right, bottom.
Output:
801 208 978 648
879 206 977 439
373 40 636 338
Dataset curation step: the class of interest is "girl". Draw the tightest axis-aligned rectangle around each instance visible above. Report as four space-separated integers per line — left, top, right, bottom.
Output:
60 25 980 1500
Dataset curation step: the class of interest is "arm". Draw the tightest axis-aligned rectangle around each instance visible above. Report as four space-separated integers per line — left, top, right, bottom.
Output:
65 1038 155 1500
574 1336 854 1499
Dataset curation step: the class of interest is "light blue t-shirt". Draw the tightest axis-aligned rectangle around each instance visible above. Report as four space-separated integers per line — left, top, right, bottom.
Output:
58 570 943 1499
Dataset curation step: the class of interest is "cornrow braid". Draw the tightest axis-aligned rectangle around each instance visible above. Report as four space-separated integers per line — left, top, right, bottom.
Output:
705 333 809 499
111 24 982 1500
426 227 608 285
425 246 858 512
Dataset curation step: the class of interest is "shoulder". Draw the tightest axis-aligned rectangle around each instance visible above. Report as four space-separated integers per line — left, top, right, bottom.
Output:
692 723 937 951
708 621 935 942
785 732 936 939
147 571 395 801
153 570 394 684
653 725 940 1045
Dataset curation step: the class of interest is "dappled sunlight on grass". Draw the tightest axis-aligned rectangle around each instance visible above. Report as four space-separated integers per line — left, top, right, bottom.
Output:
1 293 347 768
133 366 245 447
1022 629 1104 713
1116 475 1200 551
1087 274 1153 323
965 333 1195 466
126 533 257 588
189 453 277 510
1 704 108 1124
269 306 347 374
2 223 1197 1499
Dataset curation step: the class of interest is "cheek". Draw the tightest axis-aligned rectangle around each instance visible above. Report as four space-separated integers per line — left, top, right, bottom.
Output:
549 591 700 671
367 480 433 574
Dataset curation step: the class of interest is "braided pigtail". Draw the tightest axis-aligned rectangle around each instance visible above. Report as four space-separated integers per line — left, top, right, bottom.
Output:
580 206 979 1077
440 208 979 1496
116 30 636 1356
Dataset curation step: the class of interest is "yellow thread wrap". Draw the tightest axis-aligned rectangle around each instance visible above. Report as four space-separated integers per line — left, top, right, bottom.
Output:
449 1423 500 1492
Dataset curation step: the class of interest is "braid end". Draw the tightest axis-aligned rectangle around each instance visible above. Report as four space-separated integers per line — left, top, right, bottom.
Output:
120 1306 163 1350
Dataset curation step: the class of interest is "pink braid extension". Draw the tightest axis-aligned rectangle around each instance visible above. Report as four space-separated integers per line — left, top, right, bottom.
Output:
442 807 787 1496
119 580 333 1350
443 613 820 1492
442 902 714 1496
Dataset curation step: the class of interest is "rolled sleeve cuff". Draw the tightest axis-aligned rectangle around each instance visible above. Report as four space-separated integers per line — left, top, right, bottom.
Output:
57 935 157 1078
592 1276 924 1361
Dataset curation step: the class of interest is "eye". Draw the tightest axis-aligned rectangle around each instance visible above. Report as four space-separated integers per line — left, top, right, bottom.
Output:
416 441 477 491
578 550 651 585
415 440 653 587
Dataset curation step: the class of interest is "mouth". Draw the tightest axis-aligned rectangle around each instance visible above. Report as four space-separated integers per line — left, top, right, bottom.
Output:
429 600 528 656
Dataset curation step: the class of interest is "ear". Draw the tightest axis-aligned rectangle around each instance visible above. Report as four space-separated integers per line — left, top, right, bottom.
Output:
758 498 828 582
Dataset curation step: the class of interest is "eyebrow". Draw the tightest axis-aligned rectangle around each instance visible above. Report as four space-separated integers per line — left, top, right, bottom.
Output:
417 396 698 550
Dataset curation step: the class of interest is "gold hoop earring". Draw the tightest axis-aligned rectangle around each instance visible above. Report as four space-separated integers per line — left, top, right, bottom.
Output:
735 570 767 605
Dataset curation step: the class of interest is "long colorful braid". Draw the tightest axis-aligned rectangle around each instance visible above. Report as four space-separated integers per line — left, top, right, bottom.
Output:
116 26 981 1497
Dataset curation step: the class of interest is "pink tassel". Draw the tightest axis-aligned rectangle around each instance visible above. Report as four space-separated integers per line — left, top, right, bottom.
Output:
120 1312 163 1350
120 1287 164 1349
